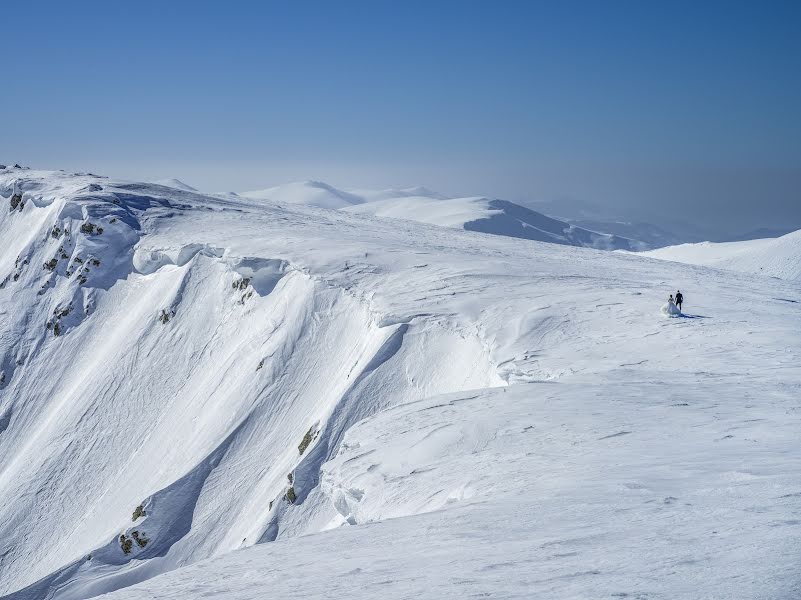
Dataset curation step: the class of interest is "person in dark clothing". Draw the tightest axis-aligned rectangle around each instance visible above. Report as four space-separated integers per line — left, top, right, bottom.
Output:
675 290 683 312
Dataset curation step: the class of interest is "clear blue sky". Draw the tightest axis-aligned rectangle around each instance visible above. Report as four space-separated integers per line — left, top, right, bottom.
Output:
1 0 799 234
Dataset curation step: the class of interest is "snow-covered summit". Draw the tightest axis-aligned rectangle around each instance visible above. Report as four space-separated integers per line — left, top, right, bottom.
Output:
0 168 799 599
240 180 366 209
148 178 198 192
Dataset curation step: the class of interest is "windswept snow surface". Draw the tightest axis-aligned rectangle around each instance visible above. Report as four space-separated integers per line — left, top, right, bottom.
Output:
640 229 801 281
0 165 800 599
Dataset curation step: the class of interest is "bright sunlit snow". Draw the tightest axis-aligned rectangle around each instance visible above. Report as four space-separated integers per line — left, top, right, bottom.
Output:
0 166 799 600
639 229 801 281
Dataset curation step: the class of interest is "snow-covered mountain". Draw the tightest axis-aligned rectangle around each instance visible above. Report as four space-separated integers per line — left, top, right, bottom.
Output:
241 181 646 250
639 228 801 281
240 180 365 209
1 165 800 599
147 178 198 192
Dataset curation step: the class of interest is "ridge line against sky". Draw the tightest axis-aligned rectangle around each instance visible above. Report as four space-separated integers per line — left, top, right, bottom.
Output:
0 0 799 236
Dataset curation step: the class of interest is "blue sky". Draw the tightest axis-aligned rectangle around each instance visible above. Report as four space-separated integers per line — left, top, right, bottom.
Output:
1 0 799 234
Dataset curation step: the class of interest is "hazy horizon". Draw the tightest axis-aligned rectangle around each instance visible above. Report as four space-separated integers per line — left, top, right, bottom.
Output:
2 1 799 238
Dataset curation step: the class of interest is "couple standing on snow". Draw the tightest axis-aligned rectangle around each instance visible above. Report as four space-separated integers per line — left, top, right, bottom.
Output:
667 290 684 313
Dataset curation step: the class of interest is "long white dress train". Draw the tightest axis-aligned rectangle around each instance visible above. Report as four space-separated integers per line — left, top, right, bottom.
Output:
661 300 681 316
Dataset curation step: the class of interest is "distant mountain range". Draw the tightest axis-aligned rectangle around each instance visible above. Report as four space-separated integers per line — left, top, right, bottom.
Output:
239 181 646 251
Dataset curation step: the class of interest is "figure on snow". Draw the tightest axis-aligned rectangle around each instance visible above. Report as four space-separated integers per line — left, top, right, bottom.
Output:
662 293 681 317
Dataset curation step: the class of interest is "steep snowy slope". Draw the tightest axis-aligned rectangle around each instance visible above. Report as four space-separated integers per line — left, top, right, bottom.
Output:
640 228 801 281
106 377 801 600
0 166 799 599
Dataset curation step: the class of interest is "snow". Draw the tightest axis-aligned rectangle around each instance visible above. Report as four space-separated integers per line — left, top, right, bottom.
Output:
639 229 801 281
0 168 800 599
240 180 365 209
344 194 500 229
147 179 197 192
102 377 801 600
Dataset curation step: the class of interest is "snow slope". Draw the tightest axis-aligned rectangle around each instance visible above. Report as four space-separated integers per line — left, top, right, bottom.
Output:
640 229 801 281
105 377 801 600
0 165 800 599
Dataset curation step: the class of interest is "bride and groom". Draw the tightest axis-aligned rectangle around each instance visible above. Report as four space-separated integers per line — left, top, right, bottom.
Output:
662 290 684 316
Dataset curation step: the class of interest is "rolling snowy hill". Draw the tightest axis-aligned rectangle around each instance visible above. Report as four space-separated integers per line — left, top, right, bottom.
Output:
241 181 645 250
0 165 799 599
639 228 801 281
240 180 365 209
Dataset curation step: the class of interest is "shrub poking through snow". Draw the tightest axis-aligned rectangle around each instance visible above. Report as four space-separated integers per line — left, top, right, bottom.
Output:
132 504 146 521
132 530 149 548
9 193 23 212
298 425 318 455
119 534 133 554
80 222 103 235
47 304 73 336
232 277 251 291
54 305 72 319
285 487 297 504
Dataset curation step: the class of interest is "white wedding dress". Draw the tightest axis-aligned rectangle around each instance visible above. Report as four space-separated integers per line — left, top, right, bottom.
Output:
661 299 681 316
